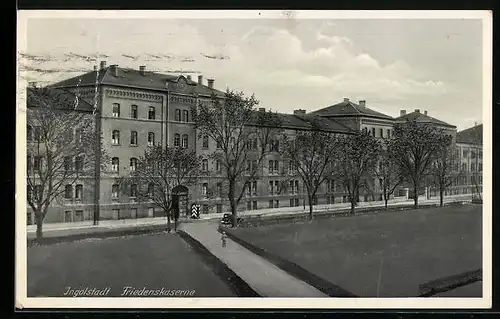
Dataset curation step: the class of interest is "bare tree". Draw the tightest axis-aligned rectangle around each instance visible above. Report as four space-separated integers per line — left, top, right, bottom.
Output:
375 139 404 209
334 131 381 215
389 120 451 208
282 130 341 220
192 90 282 227
118 145 202 232
429 137 455 207
26 87 106 239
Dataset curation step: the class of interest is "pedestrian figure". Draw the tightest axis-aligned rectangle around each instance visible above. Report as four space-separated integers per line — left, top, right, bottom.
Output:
221 231 227 248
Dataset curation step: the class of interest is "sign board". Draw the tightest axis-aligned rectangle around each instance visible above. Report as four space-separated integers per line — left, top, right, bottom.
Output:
190 204 200 219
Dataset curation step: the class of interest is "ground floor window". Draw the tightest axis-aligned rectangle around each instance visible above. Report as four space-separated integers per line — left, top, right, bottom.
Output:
113 209 121 220
216 204 222 214
202 204 209 214
253 201 257 210
247 201 252 210
269 200 273 208
148 207 155 217
274 200 279 208
75 210 84 222
131 208 138 219
63 210 72 223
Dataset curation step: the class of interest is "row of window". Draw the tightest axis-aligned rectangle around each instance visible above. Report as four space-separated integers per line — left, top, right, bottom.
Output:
27 126 85 143
363 127 393 138
112 103 156 120
112 130 156 146
27 155 84 172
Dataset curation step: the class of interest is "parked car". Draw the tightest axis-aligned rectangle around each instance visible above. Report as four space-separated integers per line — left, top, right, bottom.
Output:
221 213 243 225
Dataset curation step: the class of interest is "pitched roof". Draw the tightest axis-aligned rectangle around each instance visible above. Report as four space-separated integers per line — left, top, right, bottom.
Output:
310 99 394 121
49 66 225 97
456 124 482 145
27 87 94 113
249 111 354 134
395 111 456 128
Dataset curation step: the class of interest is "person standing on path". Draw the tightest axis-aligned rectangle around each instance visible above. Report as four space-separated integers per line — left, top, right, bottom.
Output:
221 230 227 248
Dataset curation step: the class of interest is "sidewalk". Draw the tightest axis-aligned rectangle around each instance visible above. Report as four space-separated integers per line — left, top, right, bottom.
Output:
180 221 328 297
27 194 473 239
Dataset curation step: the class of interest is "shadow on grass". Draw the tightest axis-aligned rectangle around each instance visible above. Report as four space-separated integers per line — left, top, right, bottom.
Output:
177 230 260 297
221 226 357 298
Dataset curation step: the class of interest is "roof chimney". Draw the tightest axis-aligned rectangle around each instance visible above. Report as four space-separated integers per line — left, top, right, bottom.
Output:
259 108 266 112
186 75 192 81
28 81 37 88
415 109 420 113
100 61 107 70
293 109 306 115
93 65 98 71
207 78 214 89
198 75 203 85
110 64 119 77
400 110 406 116
358 100 366 107
343 98 349 102
139 65 146 75
424 110 427 115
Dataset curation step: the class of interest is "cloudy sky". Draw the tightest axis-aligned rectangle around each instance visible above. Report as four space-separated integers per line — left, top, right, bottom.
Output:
21 16 484 131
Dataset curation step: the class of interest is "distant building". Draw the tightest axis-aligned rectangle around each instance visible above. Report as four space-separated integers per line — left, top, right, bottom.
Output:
452 124 483 198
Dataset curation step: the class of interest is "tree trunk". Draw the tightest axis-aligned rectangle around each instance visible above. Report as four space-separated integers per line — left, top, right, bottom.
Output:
413 181 419 208
350 196 356 215
384 192 388 210
166 213 171 232
229 182 238 227
308 195 313 220
35 213 43 240
439 187 444 207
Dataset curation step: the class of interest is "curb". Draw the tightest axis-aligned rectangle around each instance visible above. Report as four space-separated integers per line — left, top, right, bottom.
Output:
222 225 356 297
418 269 482 297
177 230 260 298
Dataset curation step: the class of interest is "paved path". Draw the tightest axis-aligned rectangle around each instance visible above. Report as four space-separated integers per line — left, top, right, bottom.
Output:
180 221 328 297
27 194 473 239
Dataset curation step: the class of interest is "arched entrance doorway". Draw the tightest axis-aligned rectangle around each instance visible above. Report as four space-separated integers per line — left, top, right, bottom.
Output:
171 185 189 221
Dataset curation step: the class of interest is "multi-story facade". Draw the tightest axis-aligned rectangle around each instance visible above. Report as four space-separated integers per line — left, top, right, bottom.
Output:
28 62 483 224
451 124 483 198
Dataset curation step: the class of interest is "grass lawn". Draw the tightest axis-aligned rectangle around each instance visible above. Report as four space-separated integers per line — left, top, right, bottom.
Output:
231 204 483 297
27 232 237 297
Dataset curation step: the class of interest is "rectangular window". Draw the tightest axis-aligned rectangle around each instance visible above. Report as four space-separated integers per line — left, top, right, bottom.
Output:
295 198 300 207
295 180 299 194
74 129 83 144
216 138 222 149
112 103 120 117
275 200 279 208
371 128 376 137
216 204 222 214
75 210 84 222
183 110 189 122
113 209 121 220
130 131 138 146
203 204 209 214
130 184 137 198
247 201 252 210
112 130 120 145
379 128 384 138
202 135 209 149
131 105 138 119
269 181 274 195
290 198 294 207
75 184 83 200
112 184 119 199
65 185 73 199
148 132 155 146
269 200 273 208
216 159 221 172
202 159 208 171
148 107 156 120
64 156 72 172
252 181 257 195
64 211 72 223
131 208 138 219
252 201 257 210
175 109 181 121
479 163 483 171
386 129 391 138
75 156 83 171
202 183 208 196
217 182 222 197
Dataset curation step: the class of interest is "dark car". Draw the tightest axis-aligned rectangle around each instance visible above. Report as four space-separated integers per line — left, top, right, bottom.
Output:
221 213 243 225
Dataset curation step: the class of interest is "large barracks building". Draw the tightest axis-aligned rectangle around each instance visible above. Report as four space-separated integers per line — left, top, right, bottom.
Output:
26 61 483 224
